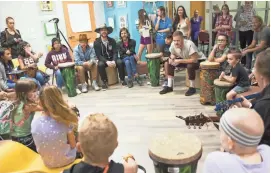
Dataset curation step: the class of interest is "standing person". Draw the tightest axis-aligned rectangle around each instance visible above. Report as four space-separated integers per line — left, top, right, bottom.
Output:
203 108 270 173
215 4 232 42
154 6 172 52
93 24 126 90
45 38 72 89
212 5 221 46
117 28 143 88
234 1 256 67
32 85 78 168
137 9 153 62
172 6 191 39
190 10 203 46
74 34 100 93
0 17 22 59
241 16 270 70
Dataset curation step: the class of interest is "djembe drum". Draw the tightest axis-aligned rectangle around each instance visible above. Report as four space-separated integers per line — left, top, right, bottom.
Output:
149 132 202 173
7 70 25 82
58 62 77 97
146 53 161 87
214 79 234 116
200 61 220 105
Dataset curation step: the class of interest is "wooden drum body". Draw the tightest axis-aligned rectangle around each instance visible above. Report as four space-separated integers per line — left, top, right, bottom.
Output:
58 62 77 97
214 79 234 116
149 132 202 173
200 61 220 105
146 53 161 87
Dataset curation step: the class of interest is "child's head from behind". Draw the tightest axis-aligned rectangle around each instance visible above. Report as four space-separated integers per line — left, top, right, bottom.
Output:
39 85 78 126
227 49 242 66
165 33 173 45
78 113 118 163
15 79 38 103
0 48 12 62
18 41 31 57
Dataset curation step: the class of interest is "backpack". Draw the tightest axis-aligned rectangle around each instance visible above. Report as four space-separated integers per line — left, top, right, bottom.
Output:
0 100 15 135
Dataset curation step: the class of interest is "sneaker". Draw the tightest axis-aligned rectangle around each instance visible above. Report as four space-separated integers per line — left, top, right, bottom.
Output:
159 86 173 95
127 79 133 88
76 88 82 95
185 87 196 96
92 81 100 91
122 80 127 86
102 82 108 91
135 76 143 86
81 83 88 93
162 80 168 87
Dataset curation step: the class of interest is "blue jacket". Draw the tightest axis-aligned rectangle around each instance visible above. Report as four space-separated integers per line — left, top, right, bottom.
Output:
74 44 96 66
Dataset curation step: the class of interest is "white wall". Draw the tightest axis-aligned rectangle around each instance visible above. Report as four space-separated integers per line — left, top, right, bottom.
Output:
0 1 105 65
175 1 190 19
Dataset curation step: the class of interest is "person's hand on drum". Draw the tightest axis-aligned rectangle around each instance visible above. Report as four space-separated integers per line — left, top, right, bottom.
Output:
240 95 252 108
83 61 91 67
219 71 225 81
123 154 138 173
111 61 116 68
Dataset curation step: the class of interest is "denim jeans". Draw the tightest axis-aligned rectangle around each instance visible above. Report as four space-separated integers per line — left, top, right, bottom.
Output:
55 69 65 88
7 80 16 88
35 71 45 86
122 55 137 79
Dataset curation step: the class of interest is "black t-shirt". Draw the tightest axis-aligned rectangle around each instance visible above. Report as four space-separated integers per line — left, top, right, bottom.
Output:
252 85 270 146
162 43 171 57
231 63 250 87
63 160 124 173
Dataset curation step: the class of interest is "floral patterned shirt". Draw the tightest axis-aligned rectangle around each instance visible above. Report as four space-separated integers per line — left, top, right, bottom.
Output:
215 15 233 38
238 8 256 31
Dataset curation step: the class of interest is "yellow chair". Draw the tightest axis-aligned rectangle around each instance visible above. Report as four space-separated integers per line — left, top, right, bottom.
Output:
12 58 20 69
0 140 81 173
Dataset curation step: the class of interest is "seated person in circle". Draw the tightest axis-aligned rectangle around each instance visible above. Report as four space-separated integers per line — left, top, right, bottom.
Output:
203 108 270 173
208 34 231 75
74 34 100 93
159 31 205 96
17 41 45 86
0 47 16 90
45 38 72 89
160 33 173 87
239 49 270 146
62 113 138 173
219 49 250 101
94 24 126 91
117 28 143 88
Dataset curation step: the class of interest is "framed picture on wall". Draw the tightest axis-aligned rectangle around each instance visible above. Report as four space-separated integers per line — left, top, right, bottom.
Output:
117 1 126 8
108 16 115 29
106 1 114 8
40 1 53 11
119 15 128 29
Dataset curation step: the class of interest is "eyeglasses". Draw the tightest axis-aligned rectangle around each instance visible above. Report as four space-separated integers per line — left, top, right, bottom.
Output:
9 22 14 24
217 39 226 42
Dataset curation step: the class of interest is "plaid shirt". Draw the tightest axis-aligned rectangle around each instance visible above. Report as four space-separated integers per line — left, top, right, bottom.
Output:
215 15 233 38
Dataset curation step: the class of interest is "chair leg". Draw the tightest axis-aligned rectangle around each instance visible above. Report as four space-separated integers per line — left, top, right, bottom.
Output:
52 71 55 85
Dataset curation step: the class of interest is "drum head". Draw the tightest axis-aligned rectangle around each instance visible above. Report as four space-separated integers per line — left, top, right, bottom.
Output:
200 61 220 69
214 78 234 87
58 62 75 68
149 132 202 165
146 53 162 59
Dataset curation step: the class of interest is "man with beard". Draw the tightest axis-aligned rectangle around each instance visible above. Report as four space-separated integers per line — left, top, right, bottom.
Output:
94 24 126 90
241 16 270 70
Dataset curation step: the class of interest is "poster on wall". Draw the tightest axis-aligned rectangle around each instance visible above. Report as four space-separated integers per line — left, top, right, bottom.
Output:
40 1 53 11
106 1 114 8
108 17 115 29
117 1 126 8
67 4 92 32
119 15 128 29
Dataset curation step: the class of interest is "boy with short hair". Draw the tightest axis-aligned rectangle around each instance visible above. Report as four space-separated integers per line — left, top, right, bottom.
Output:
160 33 173 87
219 49 250 100
63 113 138 173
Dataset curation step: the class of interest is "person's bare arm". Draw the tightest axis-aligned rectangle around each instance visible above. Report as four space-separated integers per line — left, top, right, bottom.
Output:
158 28 171 33
18 58 26 70
215 54 227 63
208 45 217 61
186 18 191 38
222 75 236 83
124 158 138 173
178 52 199 64
246 40 257 49
67 131 76 149
155 18 160 31
245 40 268 53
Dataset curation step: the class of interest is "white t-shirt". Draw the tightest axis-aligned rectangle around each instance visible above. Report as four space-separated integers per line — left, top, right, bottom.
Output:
169 39 205 60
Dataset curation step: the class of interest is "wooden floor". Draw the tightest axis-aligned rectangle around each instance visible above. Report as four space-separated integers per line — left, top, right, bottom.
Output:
65 71 220 173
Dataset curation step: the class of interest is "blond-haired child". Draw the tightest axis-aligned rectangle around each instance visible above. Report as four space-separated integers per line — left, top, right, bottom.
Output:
63 113 138 173
31 85 78 168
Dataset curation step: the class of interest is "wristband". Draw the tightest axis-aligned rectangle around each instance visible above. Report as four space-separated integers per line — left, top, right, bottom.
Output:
123 154 135 162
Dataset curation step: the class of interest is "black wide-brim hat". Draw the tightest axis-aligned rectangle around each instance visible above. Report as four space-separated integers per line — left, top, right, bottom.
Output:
95 24 113 34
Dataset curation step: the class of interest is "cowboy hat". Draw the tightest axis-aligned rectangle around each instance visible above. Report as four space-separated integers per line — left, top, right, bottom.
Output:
95 24 113 34
78 34 90 42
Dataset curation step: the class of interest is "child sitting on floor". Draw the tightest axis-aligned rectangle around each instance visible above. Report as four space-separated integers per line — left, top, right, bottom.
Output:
63 113 138 173
31 85 78 168
10 79 42 151
219 49 250 100
160 33 172 87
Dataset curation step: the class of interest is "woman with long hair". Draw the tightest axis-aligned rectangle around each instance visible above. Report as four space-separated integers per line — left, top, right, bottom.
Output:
31 85 78 168
215 4 233 41
172 6 191 39
0 17 22 59
137 9 153 62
